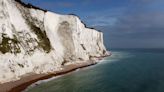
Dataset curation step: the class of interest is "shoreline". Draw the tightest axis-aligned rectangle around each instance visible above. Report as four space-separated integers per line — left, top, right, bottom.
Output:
0 56 109 92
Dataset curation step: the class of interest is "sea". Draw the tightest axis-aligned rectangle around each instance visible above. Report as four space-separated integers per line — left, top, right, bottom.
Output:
26 48 164 92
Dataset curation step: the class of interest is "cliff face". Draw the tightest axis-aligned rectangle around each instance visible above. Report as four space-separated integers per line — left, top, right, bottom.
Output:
0 0 108 83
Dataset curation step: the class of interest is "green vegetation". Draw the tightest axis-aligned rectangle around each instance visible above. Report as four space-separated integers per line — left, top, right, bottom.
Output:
17 63 24 68
29 23 51 53
0 34 21 54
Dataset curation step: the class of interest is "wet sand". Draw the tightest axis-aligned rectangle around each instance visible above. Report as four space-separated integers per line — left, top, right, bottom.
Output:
0 56 107 92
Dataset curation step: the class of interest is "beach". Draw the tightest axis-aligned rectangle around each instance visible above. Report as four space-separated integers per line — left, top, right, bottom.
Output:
0 56 108 92
25 49 164 92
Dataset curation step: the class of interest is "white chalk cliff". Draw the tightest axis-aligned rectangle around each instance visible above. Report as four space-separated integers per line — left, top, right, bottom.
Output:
0 0 108 83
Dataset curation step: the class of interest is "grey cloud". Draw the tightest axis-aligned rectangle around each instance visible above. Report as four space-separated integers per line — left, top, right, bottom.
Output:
92 9 164 48
23 0 164 48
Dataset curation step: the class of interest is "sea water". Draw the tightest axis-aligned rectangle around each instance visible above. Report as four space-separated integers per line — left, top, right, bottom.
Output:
26 48 164 92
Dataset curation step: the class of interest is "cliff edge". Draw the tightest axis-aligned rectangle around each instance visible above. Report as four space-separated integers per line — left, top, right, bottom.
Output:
0 0 109 83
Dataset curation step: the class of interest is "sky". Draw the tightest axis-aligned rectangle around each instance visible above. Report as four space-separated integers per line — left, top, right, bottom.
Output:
23 0 164 49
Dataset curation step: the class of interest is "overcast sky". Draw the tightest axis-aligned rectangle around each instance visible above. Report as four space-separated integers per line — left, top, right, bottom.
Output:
24 0 164 49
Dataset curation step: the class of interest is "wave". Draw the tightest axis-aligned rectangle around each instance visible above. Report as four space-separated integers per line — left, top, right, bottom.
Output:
23 75 62 92
99 51 134 64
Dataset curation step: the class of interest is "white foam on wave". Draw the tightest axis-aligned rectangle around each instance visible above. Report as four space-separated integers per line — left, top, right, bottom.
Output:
24 51 131 92
99 51 134 64
23 75 62 92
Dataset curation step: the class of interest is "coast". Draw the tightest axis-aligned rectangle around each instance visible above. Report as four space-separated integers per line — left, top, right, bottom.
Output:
0 0 110 92
0 55 110 92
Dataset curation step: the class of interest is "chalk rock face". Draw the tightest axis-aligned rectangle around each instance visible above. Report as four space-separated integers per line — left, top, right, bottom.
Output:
0 0 108 83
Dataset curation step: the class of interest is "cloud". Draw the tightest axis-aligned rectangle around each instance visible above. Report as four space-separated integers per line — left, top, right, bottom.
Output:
83 7 127 26
94 10 164 48
23 0 164 48
86 16 118 26
88 1 164 48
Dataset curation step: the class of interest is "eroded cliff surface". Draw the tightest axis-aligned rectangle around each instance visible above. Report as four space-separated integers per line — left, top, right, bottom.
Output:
0 0 109 83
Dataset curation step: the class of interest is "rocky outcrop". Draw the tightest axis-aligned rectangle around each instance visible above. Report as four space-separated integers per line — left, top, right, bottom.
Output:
0 0 109 83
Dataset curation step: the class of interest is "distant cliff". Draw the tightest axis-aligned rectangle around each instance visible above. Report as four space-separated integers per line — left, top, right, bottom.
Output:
0 0 109 83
